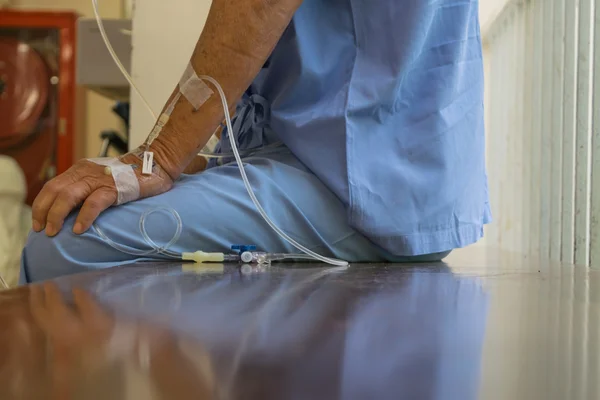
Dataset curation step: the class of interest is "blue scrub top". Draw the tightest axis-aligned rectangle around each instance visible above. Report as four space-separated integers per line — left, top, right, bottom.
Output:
212 0 491 256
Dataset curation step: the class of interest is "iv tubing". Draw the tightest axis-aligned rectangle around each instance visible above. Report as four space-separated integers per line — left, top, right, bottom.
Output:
91 0 238 160
93 206 182 259
92 2 348 267
266 253 319 262
199 76 347 267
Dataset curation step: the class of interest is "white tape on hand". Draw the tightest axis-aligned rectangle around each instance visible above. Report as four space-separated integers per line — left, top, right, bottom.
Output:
88 157 140 205
142 151 154 175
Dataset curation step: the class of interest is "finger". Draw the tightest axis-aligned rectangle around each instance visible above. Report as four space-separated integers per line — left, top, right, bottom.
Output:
29 284 49 329
73 189 117 234
31 175 73 232
73 288 112 328
45 181 94 237
44 282 77 322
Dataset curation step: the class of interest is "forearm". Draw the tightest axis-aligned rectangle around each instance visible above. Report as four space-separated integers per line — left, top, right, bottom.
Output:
146 0 303 180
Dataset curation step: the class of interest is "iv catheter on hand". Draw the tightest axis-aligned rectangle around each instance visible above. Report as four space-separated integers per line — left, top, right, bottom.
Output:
91 0 349 267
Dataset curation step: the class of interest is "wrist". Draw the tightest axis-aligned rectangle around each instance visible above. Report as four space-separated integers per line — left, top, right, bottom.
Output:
119 150 174 196
145 135 187 181
146 102 225 180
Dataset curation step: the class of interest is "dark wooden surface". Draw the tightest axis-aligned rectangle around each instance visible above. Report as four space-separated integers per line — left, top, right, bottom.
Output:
0 248 598 399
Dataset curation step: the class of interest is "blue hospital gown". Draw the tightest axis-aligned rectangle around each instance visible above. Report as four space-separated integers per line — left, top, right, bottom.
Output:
213 0 491 255
21 0 490 282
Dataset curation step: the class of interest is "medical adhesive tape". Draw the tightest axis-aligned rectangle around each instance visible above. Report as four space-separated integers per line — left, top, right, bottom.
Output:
88 157 140 205
179 62 214 109
146 62 214 149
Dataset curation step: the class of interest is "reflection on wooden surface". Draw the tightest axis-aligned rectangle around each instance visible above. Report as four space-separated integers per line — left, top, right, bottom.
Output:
0 263 489 400
1 249 599 399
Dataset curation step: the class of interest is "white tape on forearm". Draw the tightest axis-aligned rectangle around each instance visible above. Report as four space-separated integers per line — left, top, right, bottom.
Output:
145 63 214 155
88 157 140 205
180 62 213 110
145 63 211 147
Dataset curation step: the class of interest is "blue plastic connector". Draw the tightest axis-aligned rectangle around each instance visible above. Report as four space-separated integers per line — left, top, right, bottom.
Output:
231 245 257 255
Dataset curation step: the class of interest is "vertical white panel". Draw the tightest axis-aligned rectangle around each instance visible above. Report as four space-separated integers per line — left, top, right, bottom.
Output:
574 0 594 266
503 16 514 251
550 0 566 261
485 37 498 248
522 0 533 256
562 0 580 264
483 0 599 265
540 0 554 259
530 0 544 257
505 10 516 252
492 24 508 248
514 4 526 254
486 30 499 248
590 0 600 267
497 21 508 249
482 38 491 249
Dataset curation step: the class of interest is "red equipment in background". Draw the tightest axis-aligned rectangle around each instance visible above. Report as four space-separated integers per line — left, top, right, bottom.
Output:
0 10 77 205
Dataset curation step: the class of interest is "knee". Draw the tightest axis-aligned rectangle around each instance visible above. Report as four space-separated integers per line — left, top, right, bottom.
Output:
21 229 67 283
21 217 95 283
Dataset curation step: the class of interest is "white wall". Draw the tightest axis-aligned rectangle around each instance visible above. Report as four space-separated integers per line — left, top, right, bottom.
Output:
483 0 600 267
129 0 212 148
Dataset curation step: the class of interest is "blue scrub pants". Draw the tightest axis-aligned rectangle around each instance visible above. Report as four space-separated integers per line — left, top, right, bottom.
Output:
20 148 450 283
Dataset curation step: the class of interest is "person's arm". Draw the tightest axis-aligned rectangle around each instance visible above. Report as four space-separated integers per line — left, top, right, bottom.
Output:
147 0 304 181
31 0 303 236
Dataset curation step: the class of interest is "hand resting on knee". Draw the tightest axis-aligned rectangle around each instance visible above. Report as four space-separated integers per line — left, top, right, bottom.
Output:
31 150 173 237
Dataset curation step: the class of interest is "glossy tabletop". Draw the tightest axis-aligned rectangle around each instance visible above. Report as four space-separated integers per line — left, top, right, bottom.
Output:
0 248 598 399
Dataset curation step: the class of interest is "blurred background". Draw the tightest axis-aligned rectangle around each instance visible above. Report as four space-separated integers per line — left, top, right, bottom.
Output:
0 0 596 288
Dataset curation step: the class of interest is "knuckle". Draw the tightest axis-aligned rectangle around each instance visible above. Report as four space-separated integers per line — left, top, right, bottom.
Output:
84 198 103 212
86 193 113 212
42 179 58 193
56 190 77 207
99 188 118 201
100 191 117 206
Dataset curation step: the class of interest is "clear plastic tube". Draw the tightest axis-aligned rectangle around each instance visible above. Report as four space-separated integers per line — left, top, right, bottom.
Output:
90 0 232 160
91 0 154 121
269 253 319 262
245 252 322 264
201 76 348 267
93 206 182 259
92 2 349 267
